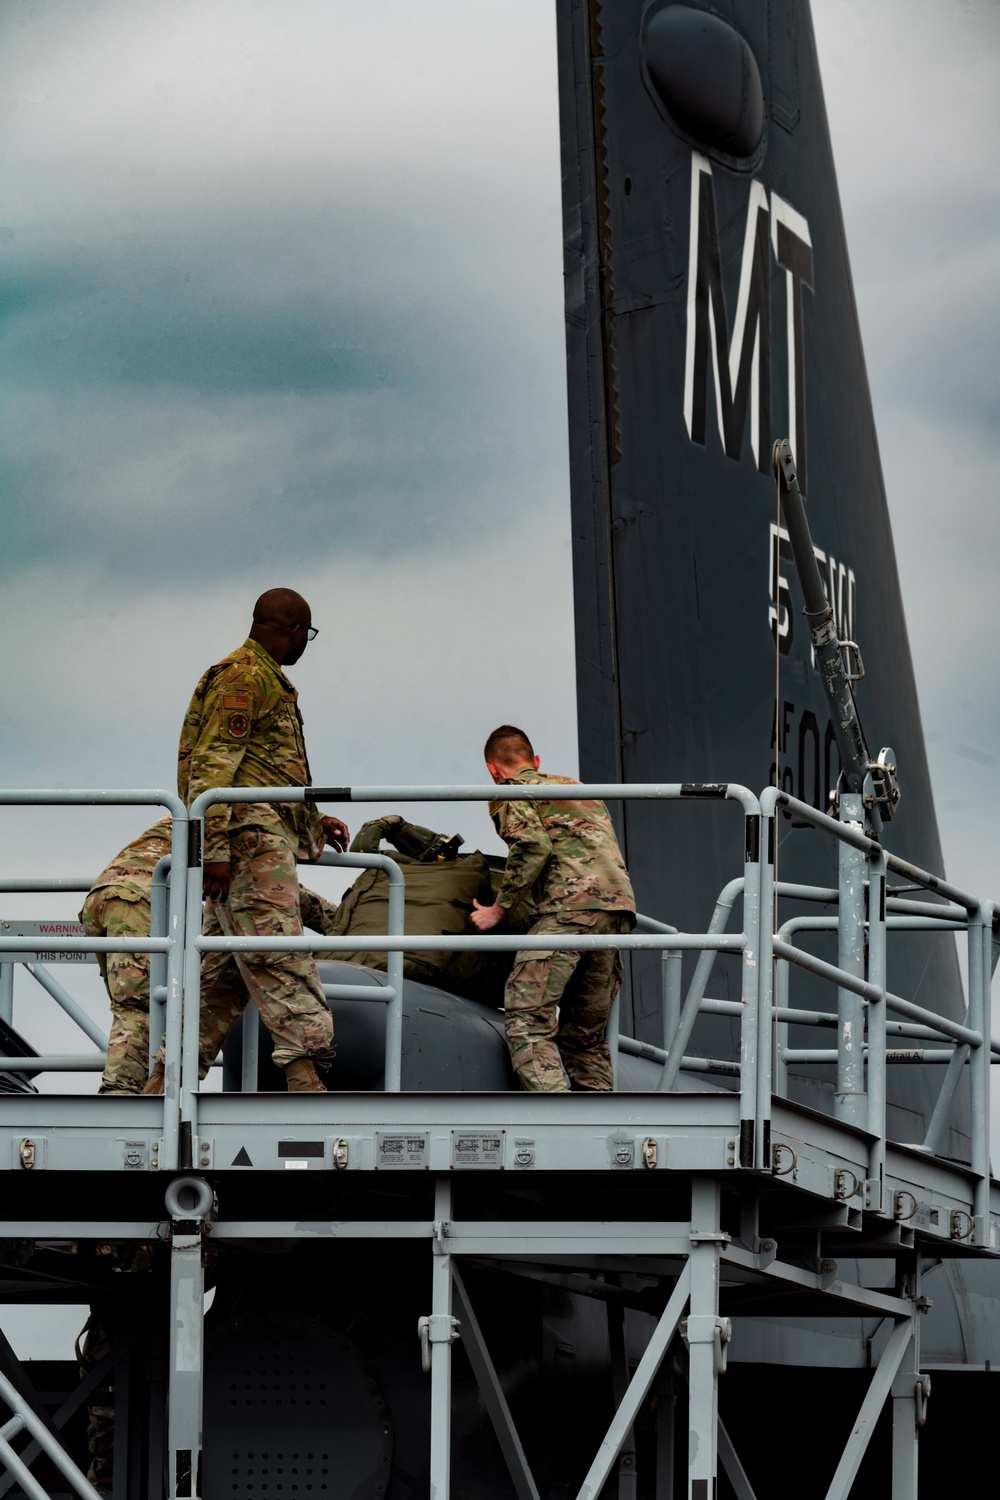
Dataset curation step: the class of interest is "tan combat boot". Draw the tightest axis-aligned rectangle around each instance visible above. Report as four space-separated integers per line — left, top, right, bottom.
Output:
284 1058 327 1092
142 1063 165 1096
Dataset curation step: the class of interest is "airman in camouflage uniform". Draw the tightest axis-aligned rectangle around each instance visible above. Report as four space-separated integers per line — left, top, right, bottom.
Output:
80 818 173 1094
168 588 348 1091
81 818 340 1094
471 726 635 1092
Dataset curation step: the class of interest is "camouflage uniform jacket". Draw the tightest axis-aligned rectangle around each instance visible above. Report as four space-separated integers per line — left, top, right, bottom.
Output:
81 819 172 910
489 767 635 919
178 638 326 865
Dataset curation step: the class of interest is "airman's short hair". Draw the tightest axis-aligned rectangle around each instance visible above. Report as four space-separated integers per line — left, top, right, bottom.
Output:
484 725 534 766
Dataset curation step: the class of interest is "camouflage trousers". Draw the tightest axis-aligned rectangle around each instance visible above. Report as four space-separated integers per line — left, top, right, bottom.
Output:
504 910 630 1092
80 891 223 1091
197 827 334 1069
80 889 154 1095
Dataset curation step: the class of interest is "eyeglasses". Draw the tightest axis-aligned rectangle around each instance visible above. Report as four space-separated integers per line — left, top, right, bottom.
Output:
257 616 319 641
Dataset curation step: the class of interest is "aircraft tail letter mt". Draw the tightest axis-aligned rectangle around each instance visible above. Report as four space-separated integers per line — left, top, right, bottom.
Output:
683 156 772 474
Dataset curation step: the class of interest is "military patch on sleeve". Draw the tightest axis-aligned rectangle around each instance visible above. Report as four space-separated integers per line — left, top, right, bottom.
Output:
223 694 249 710
227 712 250 740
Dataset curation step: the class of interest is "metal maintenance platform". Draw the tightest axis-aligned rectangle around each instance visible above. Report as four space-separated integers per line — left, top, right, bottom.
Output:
0 781 997 1499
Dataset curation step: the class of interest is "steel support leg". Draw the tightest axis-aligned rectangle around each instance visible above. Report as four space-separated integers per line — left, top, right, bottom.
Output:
167 1184 209 1500
824 1319 914 1500
112 1347 131 1500
686 1181 723 1500
608 1299 636 1498
575 1267 691 1500
890 1304 922 1500
653 1362 675 1500
450 1266 539 1500
429 1178 455 1500
836 793 867 1127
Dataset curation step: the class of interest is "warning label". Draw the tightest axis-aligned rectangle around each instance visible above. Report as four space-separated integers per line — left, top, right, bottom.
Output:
375 1131 429 1169
1 921 96 964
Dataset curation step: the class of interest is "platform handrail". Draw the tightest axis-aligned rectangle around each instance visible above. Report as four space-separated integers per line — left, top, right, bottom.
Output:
1 778 995 1203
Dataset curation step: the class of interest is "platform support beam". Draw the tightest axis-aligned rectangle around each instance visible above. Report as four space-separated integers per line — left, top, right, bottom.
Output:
890 1313 923 1500
429 1178 455 1499
824 1318 914 1500
575 1266 691 1500
450 1265 540 1500
166 1180 209 1500
608 1296 637 1497
686 1180 723 1500
653 1361 676 1500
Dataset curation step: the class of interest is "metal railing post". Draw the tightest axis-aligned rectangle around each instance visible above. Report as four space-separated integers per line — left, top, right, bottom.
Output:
752 809 775 1168
175 811 200 1172
740 812 763 1168
633 917 680 1061
662 949 682 1054
968 906 991 1244
656 881 744 1097
774 956 790 1099
149 854 171 1066
606 993 621 1092
866 850 887 1213
836 793 867 1128
318 851 405 1091
240 1002 261 1094
384 861 405 1092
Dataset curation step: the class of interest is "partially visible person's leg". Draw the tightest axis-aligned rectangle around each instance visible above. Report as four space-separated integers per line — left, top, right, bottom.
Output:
504 916 583 1091
555 913 628 1092
225 829 334 1077
82 891 153 1095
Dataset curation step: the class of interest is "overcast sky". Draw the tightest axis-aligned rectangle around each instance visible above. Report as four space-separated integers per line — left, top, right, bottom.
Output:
1 0 998 1352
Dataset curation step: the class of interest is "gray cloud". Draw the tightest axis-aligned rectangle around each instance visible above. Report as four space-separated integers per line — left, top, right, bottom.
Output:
0 0 567 578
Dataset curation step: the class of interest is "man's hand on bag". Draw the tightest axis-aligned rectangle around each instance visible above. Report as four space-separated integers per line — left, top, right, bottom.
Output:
322 816 350 852
470 899 504 932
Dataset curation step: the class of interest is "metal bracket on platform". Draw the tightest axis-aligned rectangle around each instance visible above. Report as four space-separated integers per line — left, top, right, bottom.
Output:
418 1314 461 1375
432 1218 451 1255
833 1168 862 1201
817 1258 839 1290
753 1236 777 1269
771 1142 796 1177
681 1315 732 1376
914 1372 932 1427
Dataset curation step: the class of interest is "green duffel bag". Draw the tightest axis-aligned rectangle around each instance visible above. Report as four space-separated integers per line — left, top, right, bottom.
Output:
330 852 496 985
